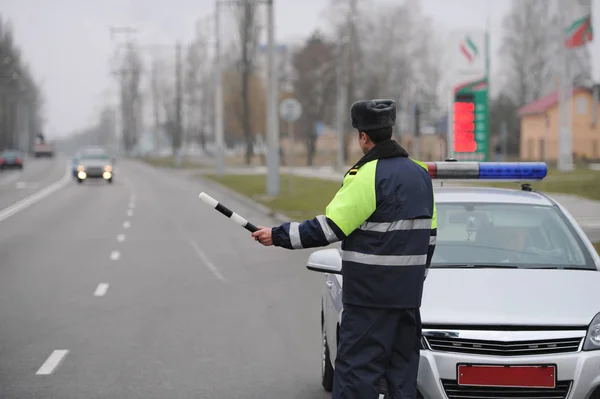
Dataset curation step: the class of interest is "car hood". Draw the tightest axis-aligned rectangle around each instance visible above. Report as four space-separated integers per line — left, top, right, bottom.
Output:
421 268 600 327
80 160 111 168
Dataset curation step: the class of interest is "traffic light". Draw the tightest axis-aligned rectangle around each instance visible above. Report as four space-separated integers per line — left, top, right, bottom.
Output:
453 93 476 153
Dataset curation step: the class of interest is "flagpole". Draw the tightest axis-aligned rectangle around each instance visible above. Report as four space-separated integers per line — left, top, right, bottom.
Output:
558 0 574 171
486 0 491 160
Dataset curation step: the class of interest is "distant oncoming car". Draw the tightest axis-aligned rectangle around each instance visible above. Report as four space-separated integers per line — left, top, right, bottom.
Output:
307 161 600 399
0 150 24 170
75 148 114 184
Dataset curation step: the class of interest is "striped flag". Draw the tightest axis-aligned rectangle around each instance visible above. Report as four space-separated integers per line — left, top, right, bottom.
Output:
565 0 593 48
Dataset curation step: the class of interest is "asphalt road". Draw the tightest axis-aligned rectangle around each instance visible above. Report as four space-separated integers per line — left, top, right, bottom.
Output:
0 155 329 399
0 156 599 399
0 156 67 210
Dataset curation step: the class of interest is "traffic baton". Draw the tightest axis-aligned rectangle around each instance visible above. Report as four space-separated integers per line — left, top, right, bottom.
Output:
198 192 259 233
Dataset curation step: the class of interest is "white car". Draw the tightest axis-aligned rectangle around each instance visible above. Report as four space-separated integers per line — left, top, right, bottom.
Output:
306 162 600 399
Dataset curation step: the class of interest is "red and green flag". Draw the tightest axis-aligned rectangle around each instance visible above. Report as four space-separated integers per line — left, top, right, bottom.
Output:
565 14 593 48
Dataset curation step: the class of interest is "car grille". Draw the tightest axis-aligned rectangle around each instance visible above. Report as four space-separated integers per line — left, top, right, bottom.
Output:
424 336 582 356
85 167 103 175
441 379 572 399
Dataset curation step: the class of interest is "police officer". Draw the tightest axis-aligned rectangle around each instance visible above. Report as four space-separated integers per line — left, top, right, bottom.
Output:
251 99 437 399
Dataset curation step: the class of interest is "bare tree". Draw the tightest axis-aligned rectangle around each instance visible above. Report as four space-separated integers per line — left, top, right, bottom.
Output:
185 32 212 151
0 15 44 153
230 0 262 164
119 43 143 153
291 31 337 165
500 0 555 107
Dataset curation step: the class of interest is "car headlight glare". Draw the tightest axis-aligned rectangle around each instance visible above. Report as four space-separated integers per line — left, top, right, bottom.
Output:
77 165 85 172
584 313 600 351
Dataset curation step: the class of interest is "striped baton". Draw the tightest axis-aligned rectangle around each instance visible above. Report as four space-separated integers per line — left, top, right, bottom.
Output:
198 192 259 232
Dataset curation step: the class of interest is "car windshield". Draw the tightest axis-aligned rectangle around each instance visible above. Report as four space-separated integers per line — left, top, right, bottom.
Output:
431 202 596 270
1 151 18 157
80 152 109 161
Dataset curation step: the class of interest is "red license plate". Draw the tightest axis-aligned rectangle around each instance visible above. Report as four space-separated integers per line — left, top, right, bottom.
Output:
457 364 556 388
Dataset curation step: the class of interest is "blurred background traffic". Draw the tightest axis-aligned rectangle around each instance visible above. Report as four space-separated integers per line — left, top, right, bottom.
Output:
0 0 596 171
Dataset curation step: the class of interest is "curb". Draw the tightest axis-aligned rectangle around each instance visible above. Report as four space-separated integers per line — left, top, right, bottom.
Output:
189 172 291 225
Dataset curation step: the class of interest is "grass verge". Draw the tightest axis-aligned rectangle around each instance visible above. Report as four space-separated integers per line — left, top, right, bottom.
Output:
468 168 600 201
202 173 340 221
140 155 203 169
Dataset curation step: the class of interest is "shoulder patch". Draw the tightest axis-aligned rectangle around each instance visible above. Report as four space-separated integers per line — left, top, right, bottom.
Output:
348 168 358 175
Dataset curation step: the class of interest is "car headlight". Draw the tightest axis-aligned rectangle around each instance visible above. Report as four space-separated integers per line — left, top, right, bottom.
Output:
583 313 600 351
104 165 112 172
77 165 85 172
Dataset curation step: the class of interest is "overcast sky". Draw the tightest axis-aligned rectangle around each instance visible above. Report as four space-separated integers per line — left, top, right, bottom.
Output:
2 0 593 137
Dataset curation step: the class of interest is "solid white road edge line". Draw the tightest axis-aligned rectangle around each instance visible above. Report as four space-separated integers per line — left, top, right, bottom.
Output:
110 250 120 260
36 350 69 375
189 239 226 282
94 283 109 296
0 162 70 223
117 234 126 242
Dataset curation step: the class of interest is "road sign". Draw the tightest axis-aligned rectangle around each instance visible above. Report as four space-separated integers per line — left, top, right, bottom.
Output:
279 98 302 123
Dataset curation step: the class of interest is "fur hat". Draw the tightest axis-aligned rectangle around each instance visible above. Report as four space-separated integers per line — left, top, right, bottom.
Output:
350 99 396 132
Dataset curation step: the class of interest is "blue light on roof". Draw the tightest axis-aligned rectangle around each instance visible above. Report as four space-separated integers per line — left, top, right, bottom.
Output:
424 162 548 180
478 162 547 180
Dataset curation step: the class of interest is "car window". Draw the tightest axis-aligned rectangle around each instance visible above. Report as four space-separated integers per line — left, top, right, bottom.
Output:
432 203 595 270
81 154 110 160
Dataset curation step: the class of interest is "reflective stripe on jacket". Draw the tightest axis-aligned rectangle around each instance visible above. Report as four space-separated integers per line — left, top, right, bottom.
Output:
272 156 436 308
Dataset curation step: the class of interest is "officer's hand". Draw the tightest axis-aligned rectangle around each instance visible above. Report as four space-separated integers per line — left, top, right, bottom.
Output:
251 226 273 246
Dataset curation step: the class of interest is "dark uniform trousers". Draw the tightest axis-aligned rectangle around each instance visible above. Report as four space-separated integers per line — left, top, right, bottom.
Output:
332 305 422 399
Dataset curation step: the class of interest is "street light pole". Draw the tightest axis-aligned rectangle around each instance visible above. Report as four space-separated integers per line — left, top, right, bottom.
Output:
265 0 280 196
214 0 225 178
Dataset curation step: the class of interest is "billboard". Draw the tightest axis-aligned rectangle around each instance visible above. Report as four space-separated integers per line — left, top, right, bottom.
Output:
447 29 489 161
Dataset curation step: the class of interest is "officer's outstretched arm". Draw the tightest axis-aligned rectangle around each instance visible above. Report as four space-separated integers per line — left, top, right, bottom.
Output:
271 166 376 249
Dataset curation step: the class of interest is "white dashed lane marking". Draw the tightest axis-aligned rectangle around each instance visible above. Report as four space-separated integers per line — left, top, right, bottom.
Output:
110 251 120 261
94 283 109 297
123 221 131 229
117 234 126 242
127 209 133 217
36 350 69 375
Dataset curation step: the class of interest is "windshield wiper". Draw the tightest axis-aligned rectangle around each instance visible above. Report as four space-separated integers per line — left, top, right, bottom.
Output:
432 264 519 269
534 266 594 270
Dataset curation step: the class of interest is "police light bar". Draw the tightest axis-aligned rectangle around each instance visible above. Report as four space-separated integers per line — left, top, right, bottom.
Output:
424 162 548 181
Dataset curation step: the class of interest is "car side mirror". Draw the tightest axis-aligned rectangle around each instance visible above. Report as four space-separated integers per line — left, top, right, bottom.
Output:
306 248 342 275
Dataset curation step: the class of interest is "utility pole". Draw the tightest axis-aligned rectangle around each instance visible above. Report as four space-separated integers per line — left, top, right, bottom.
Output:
265 0 280 196
109 26 137 155
413 101 421 160
175 41 183 164
335 37 348 173
151 58 160 155
557 0 573 171
214 0 225 178
500 120 508 161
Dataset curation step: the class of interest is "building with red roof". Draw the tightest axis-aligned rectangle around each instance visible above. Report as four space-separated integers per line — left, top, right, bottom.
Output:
518 87 600 161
